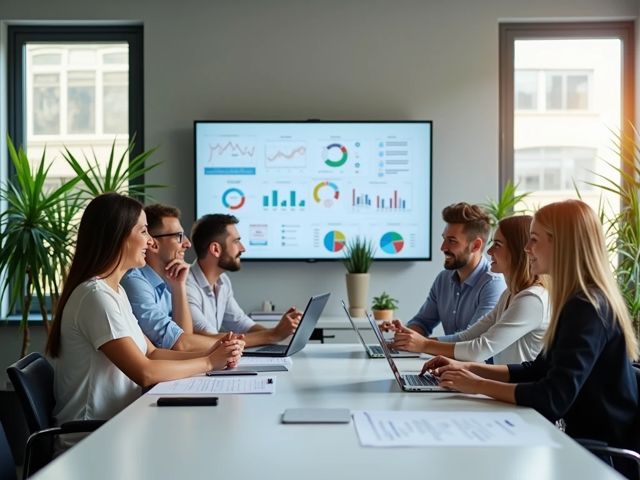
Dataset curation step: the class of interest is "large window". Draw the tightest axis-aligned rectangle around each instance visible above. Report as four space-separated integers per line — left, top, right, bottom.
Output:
8 26 143 187
6 26 143 315
500 23 634 213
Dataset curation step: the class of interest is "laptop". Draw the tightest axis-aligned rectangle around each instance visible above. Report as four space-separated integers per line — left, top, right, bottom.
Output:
243 293 330 357
365 310 449 392
341 300 419 358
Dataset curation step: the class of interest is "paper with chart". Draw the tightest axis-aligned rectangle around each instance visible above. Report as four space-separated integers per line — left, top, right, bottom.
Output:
353 411 559 447
148 376 275 395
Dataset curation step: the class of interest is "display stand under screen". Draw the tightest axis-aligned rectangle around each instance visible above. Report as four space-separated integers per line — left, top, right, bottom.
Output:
194 121 432 261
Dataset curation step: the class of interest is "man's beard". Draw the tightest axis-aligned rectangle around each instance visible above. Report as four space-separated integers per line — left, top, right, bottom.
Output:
219 251 241 271
443 246 471 270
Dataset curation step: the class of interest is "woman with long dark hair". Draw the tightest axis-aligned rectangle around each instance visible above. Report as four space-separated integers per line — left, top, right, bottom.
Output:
47 193 243 443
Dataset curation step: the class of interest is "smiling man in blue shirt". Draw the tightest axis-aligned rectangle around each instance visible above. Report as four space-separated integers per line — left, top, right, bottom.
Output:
385 202 506 352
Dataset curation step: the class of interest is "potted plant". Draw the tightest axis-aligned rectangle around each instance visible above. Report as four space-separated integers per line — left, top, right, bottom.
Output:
343 236 375 317
371 292 398 321
482 180 531 230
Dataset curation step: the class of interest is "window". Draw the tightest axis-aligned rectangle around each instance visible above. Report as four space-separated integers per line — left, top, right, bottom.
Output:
6 25 143 316
8 26 143 187
500 23 634 214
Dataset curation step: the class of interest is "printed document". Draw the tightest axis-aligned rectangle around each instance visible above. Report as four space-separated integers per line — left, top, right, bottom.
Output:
353 411 558 447
148 376 276 395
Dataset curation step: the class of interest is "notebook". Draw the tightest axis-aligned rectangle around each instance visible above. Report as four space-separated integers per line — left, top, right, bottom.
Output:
365 310 449 392
243 293 330 357
341 300 419 358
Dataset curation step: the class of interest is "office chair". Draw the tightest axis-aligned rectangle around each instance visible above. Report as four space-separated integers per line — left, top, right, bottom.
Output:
0 422 17 480
576 365 640 480
6 353 104 479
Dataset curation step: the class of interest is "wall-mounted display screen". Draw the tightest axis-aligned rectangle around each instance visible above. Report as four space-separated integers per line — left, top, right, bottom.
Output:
194 121 432 261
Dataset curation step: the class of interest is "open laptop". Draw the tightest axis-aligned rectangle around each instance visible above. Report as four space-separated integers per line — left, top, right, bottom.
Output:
243 293 330 357
365 310 449 392
341 300 419 358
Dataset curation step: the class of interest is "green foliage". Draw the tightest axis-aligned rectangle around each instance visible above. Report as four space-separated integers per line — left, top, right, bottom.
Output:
0 136 83 356
371 291 398 310
584 126 640 334
63 135 164 198
482 180 531 228
343 236 376 274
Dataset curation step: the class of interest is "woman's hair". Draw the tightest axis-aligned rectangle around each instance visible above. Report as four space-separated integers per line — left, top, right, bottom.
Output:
497 215 543 294
535 199 638 358
46 193 144 358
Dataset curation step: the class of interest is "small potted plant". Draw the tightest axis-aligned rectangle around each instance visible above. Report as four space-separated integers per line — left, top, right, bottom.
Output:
371 292 398 321
343 236 376 317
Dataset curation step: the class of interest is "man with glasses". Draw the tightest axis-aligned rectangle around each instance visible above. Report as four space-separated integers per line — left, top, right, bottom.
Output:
121 204 225 351
186 214 302 346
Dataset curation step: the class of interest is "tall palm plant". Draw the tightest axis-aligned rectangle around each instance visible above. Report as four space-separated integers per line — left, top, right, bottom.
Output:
482 180 531 229
62 136 163 197
585 126 640 335
0 137 82 356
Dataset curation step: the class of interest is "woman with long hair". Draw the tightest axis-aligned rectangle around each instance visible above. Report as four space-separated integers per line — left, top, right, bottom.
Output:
47 193 243 440
422 200 638 452
393 215 548 364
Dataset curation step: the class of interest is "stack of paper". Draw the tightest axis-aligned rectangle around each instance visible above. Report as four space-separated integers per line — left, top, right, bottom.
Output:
148 376 276 395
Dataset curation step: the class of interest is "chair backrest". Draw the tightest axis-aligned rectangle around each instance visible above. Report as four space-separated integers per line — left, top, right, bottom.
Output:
6 353 55 434
0 422 17 480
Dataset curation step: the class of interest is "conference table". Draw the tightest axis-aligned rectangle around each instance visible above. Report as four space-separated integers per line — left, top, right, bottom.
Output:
33 344 623 480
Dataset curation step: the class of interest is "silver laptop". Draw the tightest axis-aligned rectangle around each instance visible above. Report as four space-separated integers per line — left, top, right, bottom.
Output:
341 300 419 358
243 293 330 357
365 310 449 392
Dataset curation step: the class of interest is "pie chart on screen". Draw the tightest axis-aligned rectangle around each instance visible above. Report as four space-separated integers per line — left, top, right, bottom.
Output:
324 230 346 252
380 231 404 254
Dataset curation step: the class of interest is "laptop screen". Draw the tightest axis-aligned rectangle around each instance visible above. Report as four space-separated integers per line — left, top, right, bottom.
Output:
341 300 370 350
365 311 405 383
284 292 330 355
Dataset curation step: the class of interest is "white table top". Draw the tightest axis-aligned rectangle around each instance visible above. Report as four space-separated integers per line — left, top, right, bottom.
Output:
33 344 623 480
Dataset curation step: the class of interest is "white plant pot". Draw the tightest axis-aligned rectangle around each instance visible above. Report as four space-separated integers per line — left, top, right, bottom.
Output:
346 273 370 317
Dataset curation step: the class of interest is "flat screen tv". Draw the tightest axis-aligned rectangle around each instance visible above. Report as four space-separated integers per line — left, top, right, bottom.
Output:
194 120 432 261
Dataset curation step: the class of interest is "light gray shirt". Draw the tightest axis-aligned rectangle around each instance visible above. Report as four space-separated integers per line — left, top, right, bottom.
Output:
186 261 256 334
440 285 549 365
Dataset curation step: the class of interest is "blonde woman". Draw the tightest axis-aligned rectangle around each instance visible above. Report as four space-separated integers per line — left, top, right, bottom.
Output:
393 215 548 364
422 200 638 453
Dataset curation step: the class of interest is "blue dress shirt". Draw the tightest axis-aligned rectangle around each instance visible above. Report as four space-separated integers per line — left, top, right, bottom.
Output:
407 256 506 337
120 265 184 349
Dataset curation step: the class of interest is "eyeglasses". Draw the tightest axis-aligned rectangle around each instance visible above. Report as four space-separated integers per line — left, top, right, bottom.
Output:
152 231 184 243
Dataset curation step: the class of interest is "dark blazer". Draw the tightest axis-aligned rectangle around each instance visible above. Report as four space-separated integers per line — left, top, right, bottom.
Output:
508 290 638 449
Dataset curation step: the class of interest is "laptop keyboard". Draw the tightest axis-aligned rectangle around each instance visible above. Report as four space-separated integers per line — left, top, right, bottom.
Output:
370 344 403 355
404 373 439 387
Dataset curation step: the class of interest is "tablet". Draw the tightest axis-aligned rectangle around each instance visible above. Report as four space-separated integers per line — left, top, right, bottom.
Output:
281 408 351 424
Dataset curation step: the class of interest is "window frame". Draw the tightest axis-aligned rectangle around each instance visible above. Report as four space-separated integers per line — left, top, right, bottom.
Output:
6 25 144 318
7 24 144 168
499 21 635 190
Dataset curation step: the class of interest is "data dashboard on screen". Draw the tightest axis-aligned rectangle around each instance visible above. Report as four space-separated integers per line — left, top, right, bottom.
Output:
194 121 432 261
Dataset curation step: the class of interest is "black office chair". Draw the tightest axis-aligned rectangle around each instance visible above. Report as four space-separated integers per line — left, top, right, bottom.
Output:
0 422 17 480
576 365 640 480
6 353 105 479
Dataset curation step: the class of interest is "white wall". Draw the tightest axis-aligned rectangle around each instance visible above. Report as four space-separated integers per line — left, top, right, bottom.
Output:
0 0 637 377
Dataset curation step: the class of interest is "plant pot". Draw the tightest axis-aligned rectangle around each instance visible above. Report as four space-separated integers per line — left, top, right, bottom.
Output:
346 273 370 317
372 309 394 321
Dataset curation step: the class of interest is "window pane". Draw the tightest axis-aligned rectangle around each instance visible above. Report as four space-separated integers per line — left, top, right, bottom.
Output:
69 49 96 65
545 73 563 109
103 51 128 64
514 39 621 213
67 71 95 133
32 52 61 66
567 74 589 109
33 73 60 134
103 72 128 134
515 71 537 110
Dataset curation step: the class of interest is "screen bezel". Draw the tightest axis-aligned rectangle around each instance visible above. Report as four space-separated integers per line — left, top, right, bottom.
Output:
193 120 433 262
